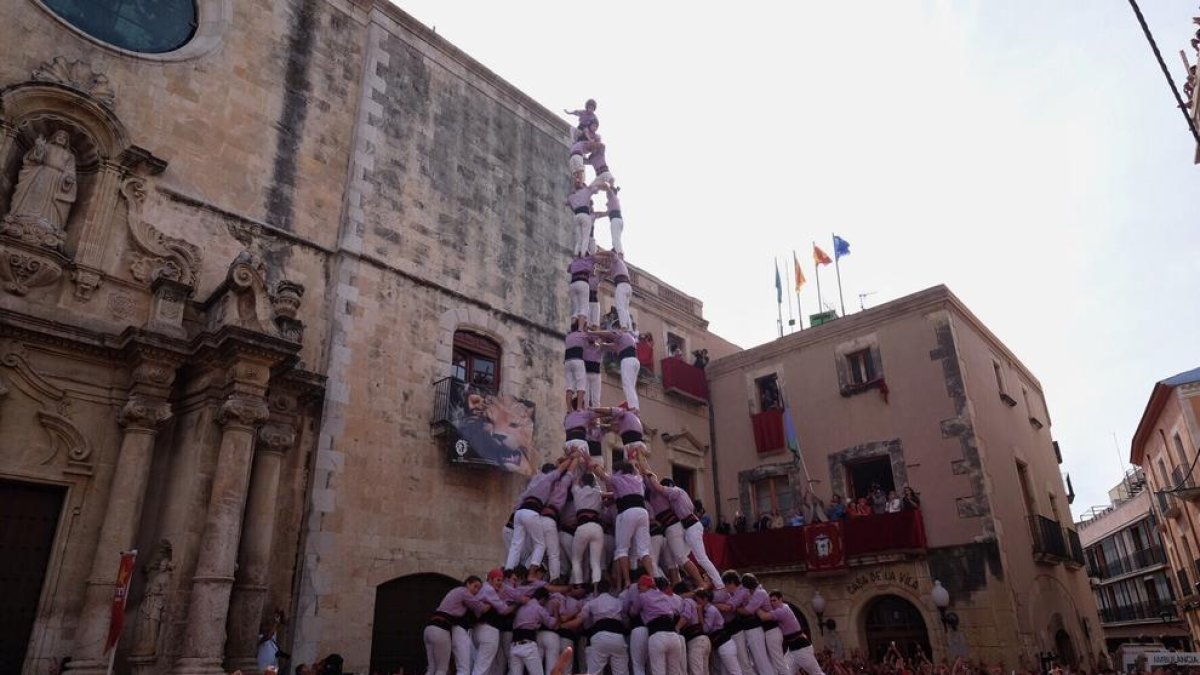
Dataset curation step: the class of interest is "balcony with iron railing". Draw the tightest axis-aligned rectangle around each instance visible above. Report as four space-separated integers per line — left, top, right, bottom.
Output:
1029 514 1071 564
1066 528 1085 568
1099 601 1180 625
1089 546 1168 579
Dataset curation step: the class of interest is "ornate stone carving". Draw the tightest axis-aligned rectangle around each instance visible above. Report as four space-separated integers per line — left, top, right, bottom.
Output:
31 56 116 108
0 243 64 295
118 395 172 430
131 540 173 658
121 178 200 287
107 290 136 319
258 423 297 452
1 130 76 250
147 276 190 338
37 409 92 473
217 395 269 428
72 267 103 300
132 361 175 388
272 280 305 342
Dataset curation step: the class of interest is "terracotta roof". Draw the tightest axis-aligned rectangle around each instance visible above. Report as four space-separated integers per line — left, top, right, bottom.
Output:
1130 367 1200 465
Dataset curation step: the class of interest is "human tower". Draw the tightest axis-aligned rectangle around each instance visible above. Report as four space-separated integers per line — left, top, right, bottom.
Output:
422 100 825 675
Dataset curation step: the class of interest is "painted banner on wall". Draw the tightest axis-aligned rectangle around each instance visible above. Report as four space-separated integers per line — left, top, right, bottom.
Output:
803 521 846 573
441 378 536 475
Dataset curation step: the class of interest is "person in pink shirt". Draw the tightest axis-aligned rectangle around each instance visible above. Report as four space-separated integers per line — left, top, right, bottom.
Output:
565 180 605 258
563 99 598 141
591 331 640 412
424 576 486 675
756 591 824 675
594 186 624 256
738 574 775 675
564 328 589 410
586 141 615 191
606 461 652 589
568 138 596 182
596 251 632 330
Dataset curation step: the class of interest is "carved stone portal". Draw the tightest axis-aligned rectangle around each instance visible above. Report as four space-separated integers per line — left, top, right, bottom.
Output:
0 243 65 295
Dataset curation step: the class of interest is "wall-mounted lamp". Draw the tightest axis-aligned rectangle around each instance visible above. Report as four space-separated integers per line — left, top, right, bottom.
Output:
812 590 827 634
932 580 959 631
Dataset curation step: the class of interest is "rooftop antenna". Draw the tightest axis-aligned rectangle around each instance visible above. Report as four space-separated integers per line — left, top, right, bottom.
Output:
858 291 877 311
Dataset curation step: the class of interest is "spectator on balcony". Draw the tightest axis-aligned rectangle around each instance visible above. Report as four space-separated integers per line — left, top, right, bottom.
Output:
692 349 710 370
734 512 748 533
869 483 887 515
770 511 785 529
901 486 921 511
885 490 903 514
756 512 772 532
716 515 731 534
825 495 847 521
669 343 684 360
696 501 712 531
787 510 805 527
847 498 871 518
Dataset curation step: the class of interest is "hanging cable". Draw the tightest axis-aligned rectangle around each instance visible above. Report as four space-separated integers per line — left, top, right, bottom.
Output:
1127 0 1200 145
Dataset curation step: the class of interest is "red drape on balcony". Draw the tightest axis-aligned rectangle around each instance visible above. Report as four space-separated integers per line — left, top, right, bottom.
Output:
751 408 785 454
700 511 927 570
661 357 708 400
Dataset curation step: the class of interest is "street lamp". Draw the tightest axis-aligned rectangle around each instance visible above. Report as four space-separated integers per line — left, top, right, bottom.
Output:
813 590 828 635
932 580 958 631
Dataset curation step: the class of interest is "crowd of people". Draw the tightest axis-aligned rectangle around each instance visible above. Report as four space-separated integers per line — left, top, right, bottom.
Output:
714 485 922 535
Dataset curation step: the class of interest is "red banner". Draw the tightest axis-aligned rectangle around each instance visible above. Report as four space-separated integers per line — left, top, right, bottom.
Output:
803 521 845 573
104 550 138 654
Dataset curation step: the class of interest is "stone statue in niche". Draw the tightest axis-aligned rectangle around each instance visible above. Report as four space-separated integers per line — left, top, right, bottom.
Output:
130 540 174 657
2 130 77 249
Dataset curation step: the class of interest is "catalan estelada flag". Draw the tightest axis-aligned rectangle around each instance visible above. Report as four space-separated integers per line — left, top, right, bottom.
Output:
813 244 832 266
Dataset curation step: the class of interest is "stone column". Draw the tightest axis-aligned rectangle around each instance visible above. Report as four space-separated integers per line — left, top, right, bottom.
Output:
171 356 271 675
66 359 175 675
224 420 297 674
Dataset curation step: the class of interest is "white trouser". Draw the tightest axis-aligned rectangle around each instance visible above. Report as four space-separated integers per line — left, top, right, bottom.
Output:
732 632 753 675
630 626 649 675
537 630 561 675
590 298 600 326
452 625 474 675
715 639 742 675
664 523 690 567
788 645 825 675
675 635 688 675
503 524 512 558
615 282 633 329
683 522 724 588
538 516 561 578
565 358 586 394
472 624 500 675
591 170 615 190
506 509 546 570
572 521 604 584
425 625 452 675
587 371 602 408
589 631 630 675
610 216 624 255
615 506 651 559
509 639 543 675
492 631 511 675
745 627 774 675
650 533 666 577
764 627 787 675
649 631 683 675
570 154 585 175
620 356 641 411
573 213 593 257
558 530 574 580
569 279 590 321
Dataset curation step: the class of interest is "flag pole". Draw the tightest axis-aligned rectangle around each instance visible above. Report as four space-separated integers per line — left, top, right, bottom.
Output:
832 233 846 316
785 259 795 334
775 257 783 338
813 242 825 313
793 250 804 331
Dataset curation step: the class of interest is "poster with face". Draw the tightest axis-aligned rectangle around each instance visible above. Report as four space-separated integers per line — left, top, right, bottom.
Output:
443 379 536 475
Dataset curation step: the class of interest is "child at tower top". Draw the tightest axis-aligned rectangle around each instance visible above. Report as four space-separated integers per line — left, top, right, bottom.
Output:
564 99 598 141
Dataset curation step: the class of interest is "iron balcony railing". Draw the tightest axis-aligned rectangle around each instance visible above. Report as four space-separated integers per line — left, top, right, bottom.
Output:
1099 601 1180 624
1029 515 1070 561
1089 546 1168 579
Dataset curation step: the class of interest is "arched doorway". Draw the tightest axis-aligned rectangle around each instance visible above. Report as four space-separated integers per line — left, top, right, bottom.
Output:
863 595 932 662
370 573 460 675
1054 628 1078 668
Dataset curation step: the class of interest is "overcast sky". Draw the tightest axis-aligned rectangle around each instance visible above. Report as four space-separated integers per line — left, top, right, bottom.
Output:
394 1 1200 519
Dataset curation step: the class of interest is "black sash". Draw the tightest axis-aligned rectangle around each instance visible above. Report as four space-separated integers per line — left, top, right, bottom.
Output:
646 616 677 635
616 494 645 512
591 617 628 637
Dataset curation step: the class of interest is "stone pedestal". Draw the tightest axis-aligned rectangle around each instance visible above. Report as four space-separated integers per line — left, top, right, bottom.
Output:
171 358 270 675
66 360 174 675
224 422 295 674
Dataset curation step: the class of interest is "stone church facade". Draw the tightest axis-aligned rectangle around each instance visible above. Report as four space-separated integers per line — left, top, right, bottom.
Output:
0 2 736 674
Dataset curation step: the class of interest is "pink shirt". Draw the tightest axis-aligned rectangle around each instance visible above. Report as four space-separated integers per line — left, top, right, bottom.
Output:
611 408 643 436
609 471 644 499
667 486 696 520
513 602 555 631
564 409 595 431
568 256 597 278
606 191 621 212
646 483 671 518
638 589 677 623
435 587 483 616
566 186 597 210
586 144 608 170
546 471 574 510
565 330 589 352
702 604 725 633
584 342 603 364
475 584 509 616
581 593 625 626
713 587 747 623
608 257 629 282
744 588 770 615
767 604 802 635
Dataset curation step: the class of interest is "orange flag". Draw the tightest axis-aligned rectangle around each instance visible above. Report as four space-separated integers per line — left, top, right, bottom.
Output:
813 244 833 266
793 253 806 291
